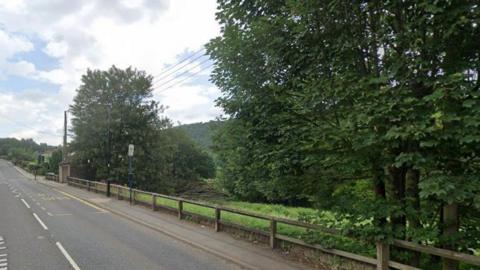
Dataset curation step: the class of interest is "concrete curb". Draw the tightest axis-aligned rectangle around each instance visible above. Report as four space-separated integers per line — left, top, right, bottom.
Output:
47 183 260 270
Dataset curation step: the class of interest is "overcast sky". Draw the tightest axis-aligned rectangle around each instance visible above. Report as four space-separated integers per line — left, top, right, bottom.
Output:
0 0 222 145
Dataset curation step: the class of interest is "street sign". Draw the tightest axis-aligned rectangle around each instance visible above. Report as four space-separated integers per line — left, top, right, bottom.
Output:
128 144 134 157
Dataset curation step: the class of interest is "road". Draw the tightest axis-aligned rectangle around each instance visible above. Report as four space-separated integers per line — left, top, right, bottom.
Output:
0 160 240 270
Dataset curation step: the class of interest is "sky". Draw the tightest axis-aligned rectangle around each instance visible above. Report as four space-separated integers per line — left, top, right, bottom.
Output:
0 0 222 145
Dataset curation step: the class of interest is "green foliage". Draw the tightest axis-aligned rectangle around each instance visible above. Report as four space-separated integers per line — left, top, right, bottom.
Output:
0 138 54 166
70 66 216 194
177 121 223 152
207 0 480 265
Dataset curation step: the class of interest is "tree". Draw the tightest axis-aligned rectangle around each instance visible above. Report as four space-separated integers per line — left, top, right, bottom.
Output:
207 1 480 268
70 66 216 194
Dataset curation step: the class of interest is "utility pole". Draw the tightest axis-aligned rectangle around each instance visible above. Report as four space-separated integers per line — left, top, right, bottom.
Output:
59 110 70 183
63 110 67 161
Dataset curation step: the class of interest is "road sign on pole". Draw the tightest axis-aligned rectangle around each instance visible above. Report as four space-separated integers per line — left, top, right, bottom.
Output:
128 144 134 157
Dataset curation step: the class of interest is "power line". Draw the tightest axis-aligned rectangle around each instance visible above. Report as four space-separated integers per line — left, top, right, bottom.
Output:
152 53 207 85
154 63 214 94
152 47 205 79
152 57 212 90
0 115 62 137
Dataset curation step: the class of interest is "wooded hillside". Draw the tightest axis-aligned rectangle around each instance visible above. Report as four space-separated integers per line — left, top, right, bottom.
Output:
177 121 223 151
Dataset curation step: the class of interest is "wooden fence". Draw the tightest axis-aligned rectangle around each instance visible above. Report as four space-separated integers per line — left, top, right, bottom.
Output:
66 176 480 270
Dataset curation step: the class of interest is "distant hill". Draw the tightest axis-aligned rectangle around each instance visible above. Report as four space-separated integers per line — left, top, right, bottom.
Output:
177 121 223 151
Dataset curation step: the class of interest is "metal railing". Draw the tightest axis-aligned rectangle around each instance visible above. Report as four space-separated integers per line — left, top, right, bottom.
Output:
66 176 480 270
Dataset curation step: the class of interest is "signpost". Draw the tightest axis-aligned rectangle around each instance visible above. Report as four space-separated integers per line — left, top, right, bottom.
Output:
128 144 134 205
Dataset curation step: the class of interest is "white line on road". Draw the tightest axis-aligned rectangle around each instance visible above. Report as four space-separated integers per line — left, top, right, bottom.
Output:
0 242 3 245
33 213 48 230
56 242 81 270
47 212 53 216
0 258 6 262
0 254 5 257
21 199 30 209
0 247 5 250
0 262 6 267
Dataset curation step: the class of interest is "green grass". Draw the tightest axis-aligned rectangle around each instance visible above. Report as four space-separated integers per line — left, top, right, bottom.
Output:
102 185 374 256
130 191 323 237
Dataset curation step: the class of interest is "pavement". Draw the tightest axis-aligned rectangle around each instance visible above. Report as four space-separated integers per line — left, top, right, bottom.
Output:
0 160 307 270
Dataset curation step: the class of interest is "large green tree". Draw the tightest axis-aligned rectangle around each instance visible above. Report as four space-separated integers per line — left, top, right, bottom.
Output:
70 66 215 193
207 1 479 268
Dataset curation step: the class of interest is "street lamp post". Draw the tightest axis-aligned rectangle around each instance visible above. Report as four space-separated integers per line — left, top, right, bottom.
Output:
128 144 134 205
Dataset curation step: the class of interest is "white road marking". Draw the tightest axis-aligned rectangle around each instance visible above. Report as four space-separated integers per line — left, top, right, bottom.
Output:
0 258 5 262
56 242 81 270
0 247 4 250
0 254 5 257
0 242 3 245
0 263 6 267
47 212 53 216
33 213 48 230
21 199 31 209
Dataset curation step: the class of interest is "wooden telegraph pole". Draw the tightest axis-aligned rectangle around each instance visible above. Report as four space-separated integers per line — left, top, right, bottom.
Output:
59 110 70 183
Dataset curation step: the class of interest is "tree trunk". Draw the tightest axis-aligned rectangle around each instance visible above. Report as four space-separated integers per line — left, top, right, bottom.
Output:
373 161 387 227
389 165 407 238
442 203 459 270
405 168 420 267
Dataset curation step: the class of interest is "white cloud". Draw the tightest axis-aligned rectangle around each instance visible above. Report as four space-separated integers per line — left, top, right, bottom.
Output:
0 0 222 144
155 84 222 124
43 40 69 58
0 90 64 145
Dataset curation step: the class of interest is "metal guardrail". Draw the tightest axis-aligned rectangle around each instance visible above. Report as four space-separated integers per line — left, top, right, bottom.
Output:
66 176 480 270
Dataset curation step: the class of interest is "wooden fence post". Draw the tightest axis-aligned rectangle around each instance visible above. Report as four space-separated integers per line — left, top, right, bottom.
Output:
215 208 221 232
87 181 90 191
152 194 157 211
117 187 121 200
178 200 183 219
132 190 136 205
376 241 390 270
270 219 277 249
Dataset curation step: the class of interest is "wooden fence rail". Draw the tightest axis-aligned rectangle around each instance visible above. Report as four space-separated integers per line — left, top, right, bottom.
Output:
65 176 480 270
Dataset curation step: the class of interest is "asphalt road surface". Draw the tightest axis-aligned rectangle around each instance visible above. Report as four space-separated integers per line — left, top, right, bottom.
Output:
0 160 240 270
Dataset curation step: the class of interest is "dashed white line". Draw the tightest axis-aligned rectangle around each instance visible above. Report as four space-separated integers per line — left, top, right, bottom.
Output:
47 212 53 216
21 199 31 209
0 247 5 250
56 242 81 270
33 213 48 230
0 254 5 257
